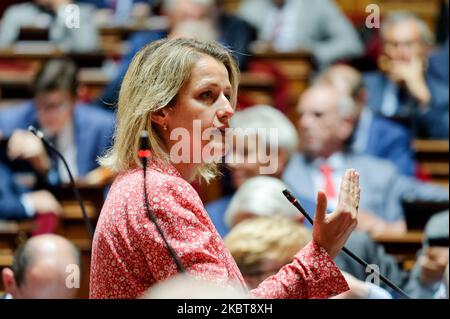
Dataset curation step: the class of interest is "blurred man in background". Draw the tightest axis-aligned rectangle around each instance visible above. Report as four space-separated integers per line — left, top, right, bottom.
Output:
1 234 81 299
404 210 449 298
205 105 304 236
364 12 449 138
0 59 114 221
283 83 448 237
315 64 417 176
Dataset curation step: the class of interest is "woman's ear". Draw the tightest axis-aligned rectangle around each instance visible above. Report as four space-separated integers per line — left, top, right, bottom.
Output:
150 108 170 128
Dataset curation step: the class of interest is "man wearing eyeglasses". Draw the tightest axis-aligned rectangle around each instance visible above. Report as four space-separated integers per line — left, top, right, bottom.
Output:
364 12 449 139
0 59 114 221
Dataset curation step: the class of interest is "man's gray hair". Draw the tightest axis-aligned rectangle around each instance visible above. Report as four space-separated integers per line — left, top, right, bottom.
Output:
230 105 299 158
381 11 434 46
224 176 299 227
336 93 358 118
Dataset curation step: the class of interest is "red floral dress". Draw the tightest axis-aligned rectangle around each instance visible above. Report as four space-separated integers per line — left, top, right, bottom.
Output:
89 160 349 299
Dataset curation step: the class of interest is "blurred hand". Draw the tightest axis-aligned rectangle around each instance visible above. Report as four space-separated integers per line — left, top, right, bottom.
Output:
25 190 62 216
357 212 406 238
419 247 449 286
7 130 50 174
357 211 387 236
313 169 360 259
387 57 431 107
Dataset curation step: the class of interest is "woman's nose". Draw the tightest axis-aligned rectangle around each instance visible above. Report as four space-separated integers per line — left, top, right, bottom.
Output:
217 97 235 122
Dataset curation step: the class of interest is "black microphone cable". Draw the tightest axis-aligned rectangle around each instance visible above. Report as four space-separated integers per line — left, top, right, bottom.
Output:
138 130 186 273
282 189 411 299
28 125 94 240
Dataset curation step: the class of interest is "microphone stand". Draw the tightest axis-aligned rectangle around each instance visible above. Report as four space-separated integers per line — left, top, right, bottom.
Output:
28 126 94 240
139 131 185 273
283 189 411 299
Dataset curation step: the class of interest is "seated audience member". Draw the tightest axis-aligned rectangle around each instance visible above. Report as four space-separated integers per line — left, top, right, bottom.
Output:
205 104 304 236
98 0 256 107
225 215 392 299
364 12 449 138
0 0 99 52
224 176 407 293
0 59 115 184
315 64 416 176
404 210 449 298
1 234 81 299
237 0 363 67
0 59 115 219
283 83 448 237
143 275 250 299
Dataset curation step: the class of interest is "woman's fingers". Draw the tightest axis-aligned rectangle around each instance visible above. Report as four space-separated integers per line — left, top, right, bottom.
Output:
337 169 360 216
314 191 328 224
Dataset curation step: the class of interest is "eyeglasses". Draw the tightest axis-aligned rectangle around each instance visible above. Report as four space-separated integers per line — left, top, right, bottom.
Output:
35 101 71 114
384 39 423 51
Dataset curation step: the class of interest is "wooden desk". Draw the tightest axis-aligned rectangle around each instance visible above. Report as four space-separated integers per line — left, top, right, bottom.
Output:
413 139 449 186
0 249 13 266
0 220 34 250
0 42 127 66
373 231 424 269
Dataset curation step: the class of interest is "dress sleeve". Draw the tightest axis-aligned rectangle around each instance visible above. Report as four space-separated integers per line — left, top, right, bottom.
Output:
250 241 350 299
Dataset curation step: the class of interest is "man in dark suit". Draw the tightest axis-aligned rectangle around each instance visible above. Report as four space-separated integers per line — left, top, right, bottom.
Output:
316 64 416 176
364 12 449 139
0 58 114 220
283 83 448 237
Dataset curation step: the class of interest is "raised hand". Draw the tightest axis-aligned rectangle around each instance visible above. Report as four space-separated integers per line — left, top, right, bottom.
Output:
313 169 360 259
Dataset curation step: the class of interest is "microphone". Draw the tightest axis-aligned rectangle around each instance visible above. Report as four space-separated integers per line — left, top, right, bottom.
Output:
138 130 186 273
28 125 94 240
282 189 411 299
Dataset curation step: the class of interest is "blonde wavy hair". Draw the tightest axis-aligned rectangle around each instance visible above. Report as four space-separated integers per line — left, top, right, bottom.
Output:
99 38 240 182
224 216 312 276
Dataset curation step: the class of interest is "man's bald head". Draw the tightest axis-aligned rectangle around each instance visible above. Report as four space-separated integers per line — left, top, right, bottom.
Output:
2 234 80 299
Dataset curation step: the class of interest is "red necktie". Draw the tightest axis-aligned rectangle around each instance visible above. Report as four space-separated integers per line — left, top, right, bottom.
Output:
320 163 336 198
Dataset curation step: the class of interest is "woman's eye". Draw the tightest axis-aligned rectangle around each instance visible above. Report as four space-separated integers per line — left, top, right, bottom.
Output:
200 91 213 100
224 94 231 101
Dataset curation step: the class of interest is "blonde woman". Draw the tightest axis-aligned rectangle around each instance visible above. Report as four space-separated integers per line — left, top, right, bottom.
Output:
89 38 361 299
